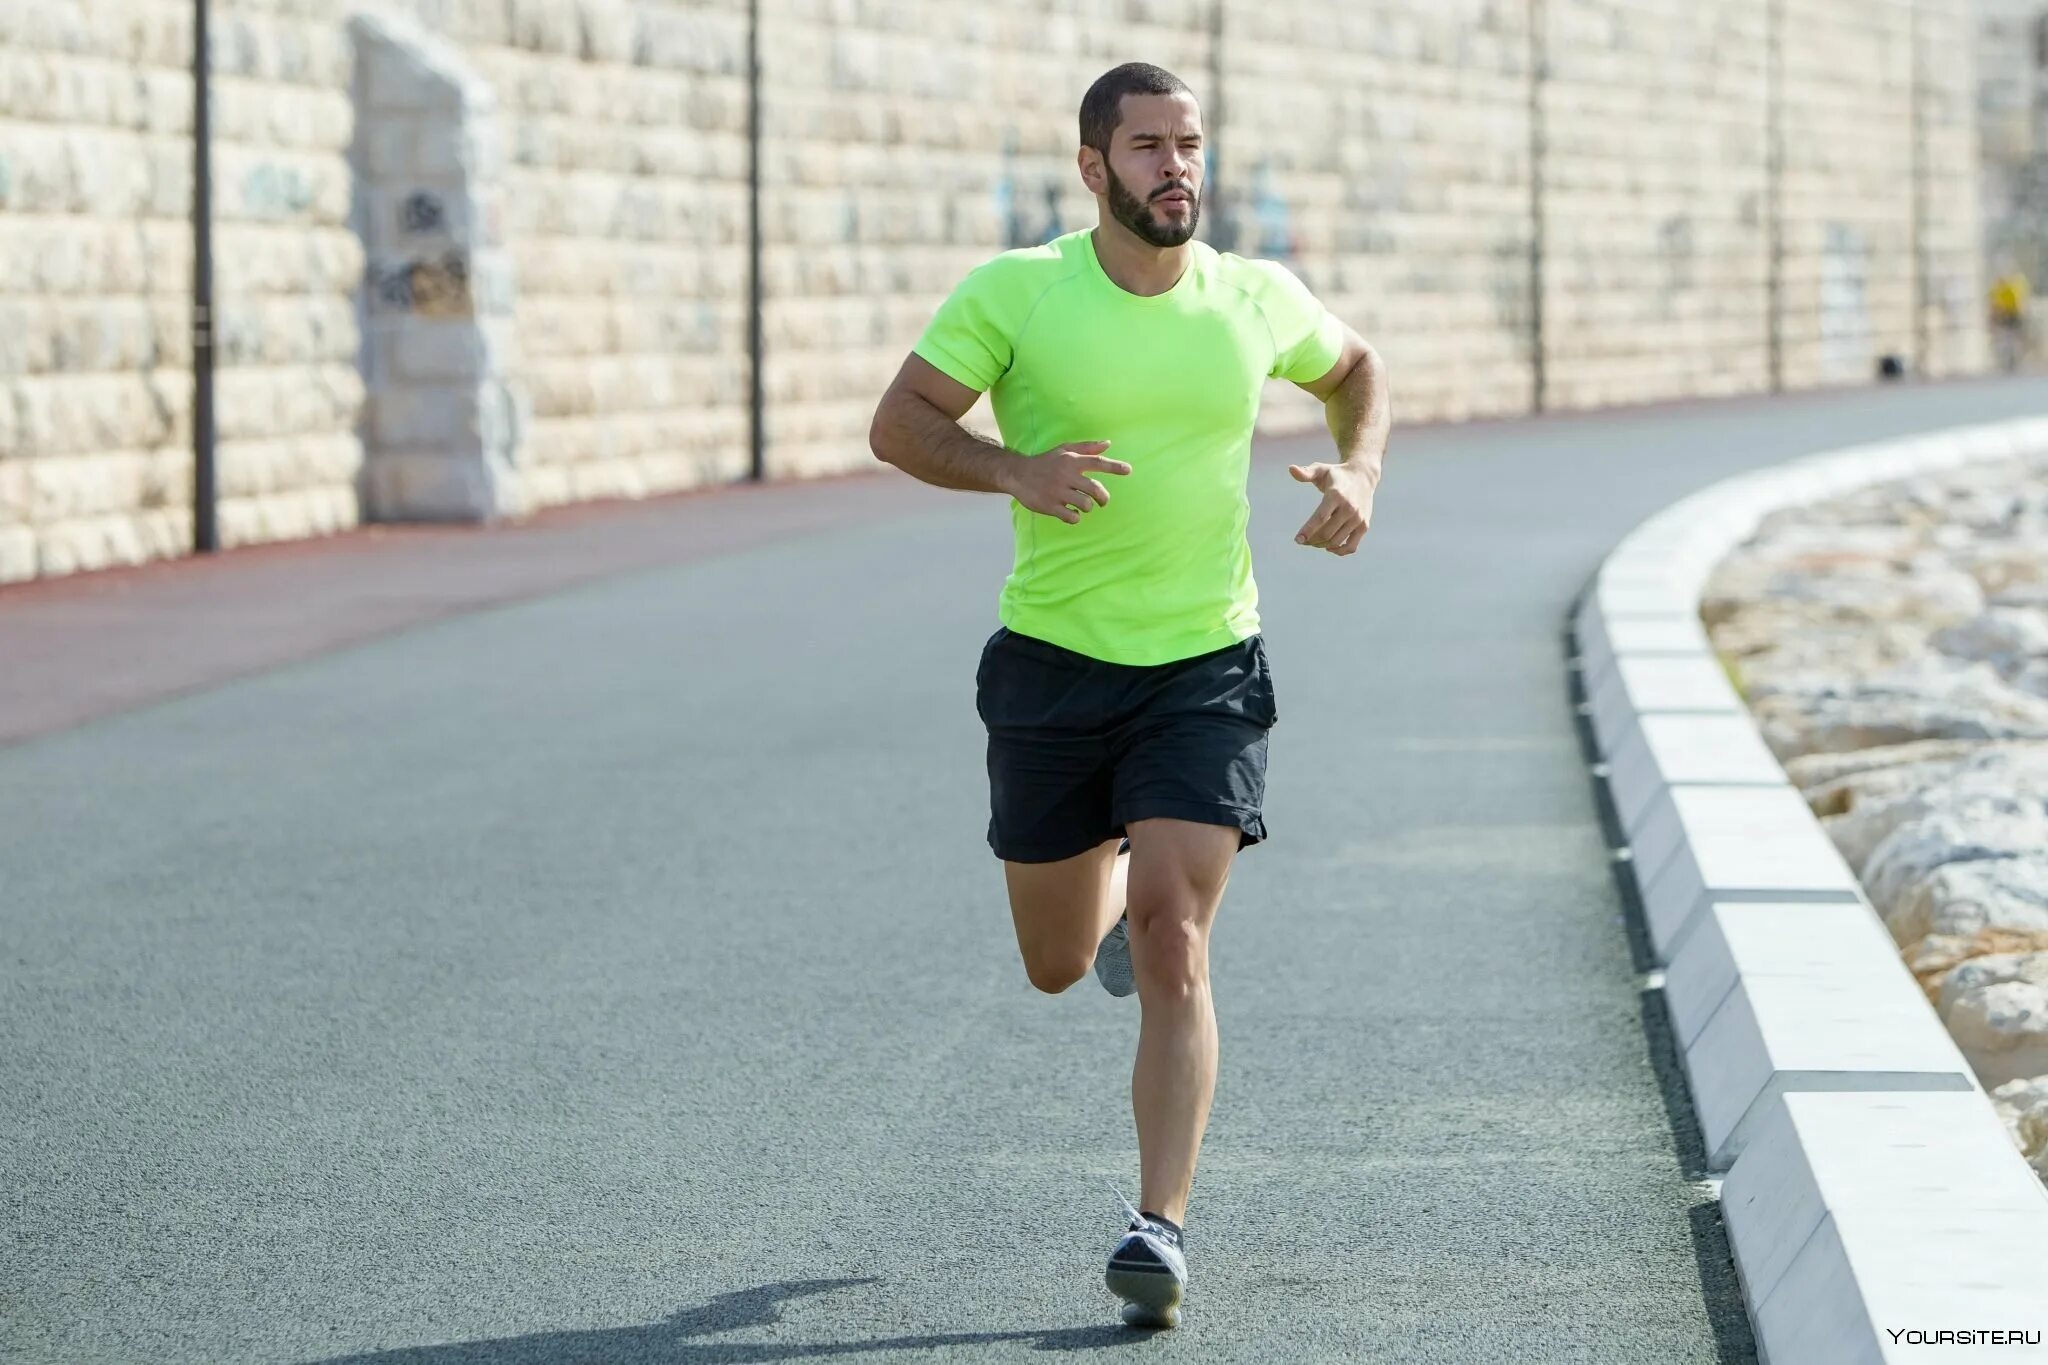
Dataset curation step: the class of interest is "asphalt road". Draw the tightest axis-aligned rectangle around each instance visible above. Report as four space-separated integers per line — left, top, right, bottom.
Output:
6 377 2046 1364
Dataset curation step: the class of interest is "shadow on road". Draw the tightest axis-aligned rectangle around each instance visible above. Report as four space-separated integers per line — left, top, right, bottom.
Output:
307 1276 1151 1364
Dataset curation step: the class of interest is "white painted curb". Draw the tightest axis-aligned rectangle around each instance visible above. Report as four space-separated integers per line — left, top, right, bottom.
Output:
1675 901 1979 1171
1722 1092 2048 1365
1587 655 1745 757
1630 786 1866 963
1572 415 2048 1360
1580 616 1714 699
1606 714 1786 838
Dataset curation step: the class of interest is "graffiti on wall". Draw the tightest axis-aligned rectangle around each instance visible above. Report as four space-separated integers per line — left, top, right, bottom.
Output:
367 187 474 317
371 252 473 318
1818 221 1873 383
401 190 446 235
986 141 1281 257
243 163 317 219
1039 183 1064 244
1657 215 1695 304
1245 159 1294 260
995 130 1068 249
994 132 1027 247
1488 236 1533 343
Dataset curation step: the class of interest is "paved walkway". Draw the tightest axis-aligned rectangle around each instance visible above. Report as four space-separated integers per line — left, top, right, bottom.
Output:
4 376 2045 1363
0 469 934 747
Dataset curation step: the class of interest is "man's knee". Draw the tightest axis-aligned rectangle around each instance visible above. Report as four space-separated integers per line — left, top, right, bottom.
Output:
1127 907 1208 999
1022 946 1093 995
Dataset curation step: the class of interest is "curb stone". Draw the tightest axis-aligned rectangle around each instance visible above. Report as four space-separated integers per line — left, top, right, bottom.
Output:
1573 416 2048 1362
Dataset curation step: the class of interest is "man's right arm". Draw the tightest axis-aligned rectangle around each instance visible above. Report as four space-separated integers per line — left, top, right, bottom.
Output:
868 354 1021 496
871 352 1131 522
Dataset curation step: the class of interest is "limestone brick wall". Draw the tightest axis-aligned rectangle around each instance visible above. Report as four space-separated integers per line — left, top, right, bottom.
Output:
756 0 1985 444
407 0 754 509
1 0 752 586
1981 0 2048 292
1539 0 1770 409
1223 0 1537 431
351 11 528 522
758 0 1214 474
1912 0 1987 379
0 0 1999 585
0 0 363 583
1776 0 1916 389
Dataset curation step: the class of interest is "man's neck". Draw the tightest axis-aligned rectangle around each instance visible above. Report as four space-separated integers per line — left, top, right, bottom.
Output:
1091 223 1190 298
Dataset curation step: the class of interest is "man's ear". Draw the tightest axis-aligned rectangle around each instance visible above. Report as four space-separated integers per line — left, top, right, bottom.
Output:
1077 145 1106 197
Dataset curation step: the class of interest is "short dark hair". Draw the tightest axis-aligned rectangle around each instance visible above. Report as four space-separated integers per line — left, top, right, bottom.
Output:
1079 63 1193 154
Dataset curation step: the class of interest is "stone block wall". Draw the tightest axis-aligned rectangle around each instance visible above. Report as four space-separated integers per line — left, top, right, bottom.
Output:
1540 0 1770 408
424 0 754 509
351 10 528 521
1 0 754 585
1912 0 1987 378
1776 0 1916 389
1224 0 1537 431
0 0 363 583
1981 0 2048 298
758 0 1215 472
0 0 1998 584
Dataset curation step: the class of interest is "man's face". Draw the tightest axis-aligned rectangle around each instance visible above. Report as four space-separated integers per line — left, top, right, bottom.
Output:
1096 92 1203 248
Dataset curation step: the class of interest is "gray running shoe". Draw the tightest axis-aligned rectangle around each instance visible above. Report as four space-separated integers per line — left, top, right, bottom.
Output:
1094 838 1136 997
1093 915 1135 997
1106 1192 1186 1329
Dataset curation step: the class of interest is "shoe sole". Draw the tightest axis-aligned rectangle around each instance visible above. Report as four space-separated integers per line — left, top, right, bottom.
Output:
1106 1264 1182 1329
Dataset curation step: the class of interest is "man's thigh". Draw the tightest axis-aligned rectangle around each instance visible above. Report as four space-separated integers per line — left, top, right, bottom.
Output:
999 816 1240 968
1123 816 1240 932
1002 835 1126 967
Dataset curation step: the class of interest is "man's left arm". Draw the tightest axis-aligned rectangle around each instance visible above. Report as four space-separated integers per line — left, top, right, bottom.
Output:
1288 325 1389 557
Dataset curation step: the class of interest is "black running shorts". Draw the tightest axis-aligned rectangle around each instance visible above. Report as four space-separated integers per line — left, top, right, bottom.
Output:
974 624 1277 864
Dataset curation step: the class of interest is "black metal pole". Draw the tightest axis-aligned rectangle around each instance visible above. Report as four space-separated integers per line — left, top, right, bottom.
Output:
746 0 765 483
1528 0 1547 414
192 0 218 551
1207 0 1229 253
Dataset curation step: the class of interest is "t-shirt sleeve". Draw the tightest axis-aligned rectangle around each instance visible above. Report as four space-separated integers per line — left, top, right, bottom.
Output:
1252 259 1345 383
912 262 1019 392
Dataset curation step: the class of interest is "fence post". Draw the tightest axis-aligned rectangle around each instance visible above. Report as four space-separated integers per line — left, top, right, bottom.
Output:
1206 0 1230 253
192 0 218 550
1528 0 1547 414
746 0 765 483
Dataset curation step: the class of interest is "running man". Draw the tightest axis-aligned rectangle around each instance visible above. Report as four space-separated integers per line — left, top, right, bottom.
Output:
867 61 1390 1329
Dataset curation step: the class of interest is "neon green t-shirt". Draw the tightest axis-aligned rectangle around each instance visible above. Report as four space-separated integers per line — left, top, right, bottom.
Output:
913 227 1344 666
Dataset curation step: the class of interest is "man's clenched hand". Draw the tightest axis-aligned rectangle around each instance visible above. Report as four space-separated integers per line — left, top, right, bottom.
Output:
1288 462 1376 556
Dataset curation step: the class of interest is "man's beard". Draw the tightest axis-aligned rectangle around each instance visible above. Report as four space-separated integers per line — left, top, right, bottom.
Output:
1106 164 1199 248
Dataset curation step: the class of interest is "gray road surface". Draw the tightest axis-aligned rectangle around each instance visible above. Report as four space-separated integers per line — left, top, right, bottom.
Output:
5 377 2046 1364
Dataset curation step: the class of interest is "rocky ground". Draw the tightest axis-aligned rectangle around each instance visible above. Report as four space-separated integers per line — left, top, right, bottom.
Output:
1701 444 2048 1183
